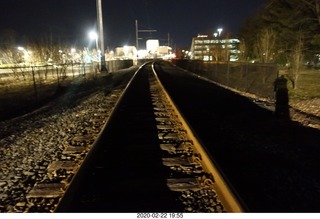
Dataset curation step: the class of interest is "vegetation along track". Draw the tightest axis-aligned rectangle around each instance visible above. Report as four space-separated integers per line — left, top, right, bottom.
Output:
54 62 244 213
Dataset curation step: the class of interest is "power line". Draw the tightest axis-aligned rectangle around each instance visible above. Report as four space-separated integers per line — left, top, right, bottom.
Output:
135 20 157 50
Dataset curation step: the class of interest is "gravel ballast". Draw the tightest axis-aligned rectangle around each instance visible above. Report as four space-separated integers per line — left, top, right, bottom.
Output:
0 69 135 212
0 65 319 213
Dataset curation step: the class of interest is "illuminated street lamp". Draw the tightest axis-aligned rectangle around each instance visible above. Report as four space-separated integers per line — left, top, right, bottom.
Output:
17 46 32 64
89 31 98 51
217 28 223 37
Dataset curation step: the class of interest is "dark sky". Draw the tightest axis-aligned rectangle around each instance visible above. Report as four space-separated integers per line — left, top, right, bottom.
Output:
0 0 266 50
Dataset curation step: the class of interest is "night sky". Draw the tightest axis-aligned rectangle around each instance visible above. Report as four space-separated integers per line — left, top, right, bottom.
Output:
0 0 266 50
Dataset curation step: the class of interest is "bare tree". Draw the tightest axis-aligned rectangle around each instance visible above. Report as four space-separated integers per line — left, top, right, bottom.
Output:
299 0 320 26
0 49 15 65
254 27 277 63
288 32 305 89
238 39 248 61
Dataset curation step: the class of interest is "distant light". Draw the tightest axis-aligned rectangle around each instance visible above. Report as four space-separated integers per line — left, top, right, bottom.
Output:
89 31 98 40
146 40 159 53
123 45 129 53
137 50 148 58
217 28 223 36
18 47 25 51
71 48 76 53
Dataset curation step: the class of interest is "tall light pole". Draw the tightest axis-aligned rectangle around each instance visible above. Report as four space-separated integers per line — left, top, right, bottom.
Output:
96 0 107 72
217 28 223 37
217 28 223 62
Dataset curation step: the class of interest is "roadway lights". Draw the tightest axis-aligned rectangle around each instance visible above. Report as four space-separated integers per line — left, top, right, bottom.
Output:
17 47 32 63
89 31 98 41
89 31 99 51
213 28 223 37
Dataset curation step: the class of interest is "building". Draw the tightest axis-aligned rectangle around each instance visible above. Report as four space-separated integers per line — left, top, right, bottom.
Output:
146 40 160 54
112 40 175 60
115 46 137 59
190 34 240 61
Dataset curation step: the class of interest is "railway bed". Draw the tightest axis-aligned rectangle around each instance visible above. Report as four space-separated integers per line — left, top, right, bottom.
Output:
7 60 320 213
54 63 243 213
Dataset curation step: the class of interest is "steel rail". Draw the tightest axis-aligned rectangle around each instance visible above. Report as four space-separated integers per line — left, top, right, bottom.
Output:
54 61 245 213
151 62 244 212
54 62 151 212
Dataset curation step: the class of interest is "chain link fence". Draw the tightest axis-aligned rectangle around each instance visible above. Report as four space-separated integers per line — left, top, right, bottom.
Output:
0 60 134 120
172 60 279 101
0 60 134 96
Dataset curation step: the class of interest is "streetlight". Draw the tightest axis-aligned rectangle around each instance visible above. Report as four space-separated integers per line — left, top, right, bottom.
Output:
216 28 223 62
217 28 223 37
89 31 98 51
17 46 32 64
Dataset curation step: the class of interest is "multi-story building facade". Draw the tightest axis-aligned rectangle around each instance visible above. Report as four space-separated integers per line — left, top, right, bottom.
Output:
190 34 240 61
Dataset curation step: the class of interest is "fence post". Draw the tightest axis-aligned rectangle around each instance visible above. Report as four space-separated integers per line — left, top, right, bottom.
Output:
31 66 38 102
246 63 249 92
56 67 60 87
227 60 230 86
72 62 74 79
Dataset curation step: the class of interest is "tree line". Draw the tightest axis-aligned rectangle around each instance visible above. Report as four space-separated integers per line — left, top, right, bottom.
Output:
240 0 320 65
0 29 83 66
239 0 320 88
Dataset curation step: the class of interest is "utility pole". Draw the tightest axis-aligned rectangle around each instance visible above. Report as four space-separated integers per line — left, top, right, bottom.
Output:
135 19 157 51
97 0 107 72
135 20 139 51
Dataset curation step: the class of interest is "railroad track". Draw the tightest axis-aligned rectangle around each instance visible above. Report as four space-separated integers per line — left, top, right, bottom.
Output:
52 62 244 213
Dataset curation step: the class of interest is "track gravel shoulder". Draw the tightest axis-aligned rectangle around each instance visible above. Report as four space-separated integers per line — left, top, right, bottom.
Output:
0 68 136 212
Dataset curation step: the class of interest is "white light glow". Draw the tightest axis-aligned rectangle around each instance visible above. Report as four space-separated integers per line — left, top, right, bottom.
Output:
137 50 148 58
146 40 159 53
89 31 98 40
